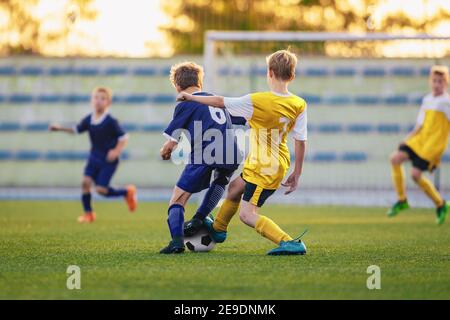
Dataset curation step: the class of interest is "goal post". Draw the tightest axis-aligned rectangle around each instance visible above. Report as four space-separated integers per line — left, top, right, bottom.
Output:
203 31 450 205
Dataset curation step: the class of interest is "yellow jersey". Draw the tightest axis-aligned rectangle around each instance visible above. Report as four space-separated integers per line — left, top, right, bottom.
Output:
406 93 450 167
224 91 307 189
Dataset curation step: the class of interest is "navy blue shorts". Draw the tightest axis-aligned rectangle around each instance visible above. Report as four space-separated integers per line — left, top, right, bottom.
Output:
176 164 236 194
84 159 118 188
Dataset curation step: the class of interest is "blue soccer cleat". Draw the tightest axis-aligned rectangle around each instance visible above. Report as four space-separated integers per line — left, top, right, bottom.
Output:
267 229 308 256
204 215 227 243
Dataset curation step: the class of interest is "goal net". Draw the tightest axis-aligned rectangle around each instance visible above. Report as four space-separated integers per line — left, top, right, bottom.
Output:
204 31 450 206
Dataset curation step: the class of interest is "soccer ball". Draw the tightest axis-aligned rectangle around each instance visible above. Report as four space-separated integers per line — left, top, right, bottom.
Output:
184 228 216 252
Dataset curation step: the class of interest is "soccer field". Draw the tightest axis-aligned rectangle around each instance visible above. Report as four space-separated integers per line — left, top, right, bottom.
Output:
0 201 449 300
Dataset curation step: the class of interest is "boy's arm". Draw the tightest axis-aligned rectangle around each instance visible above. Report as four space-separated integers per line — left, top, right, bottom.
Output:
48 124 76 134
160 138 178 161
282 109 307 195
177 92 225 108
178 92 253 120
282 140 306 195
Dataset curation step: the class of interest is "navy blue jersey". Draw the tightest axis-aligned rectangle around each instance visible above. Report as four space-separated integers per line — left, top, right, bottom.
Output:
164 92 242 168
76 112 127 162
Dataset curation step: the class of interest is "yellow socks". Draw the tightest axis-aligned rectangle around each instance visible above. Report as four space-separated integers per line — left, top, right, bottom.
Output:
416 176 444 207
213 199 240 232
255 215 292 245
391 164 407 201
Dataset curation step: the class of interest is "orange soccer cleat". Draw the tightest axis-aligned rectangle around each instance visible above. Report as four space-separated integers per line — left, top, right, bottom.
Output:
77 212 96 223
125 185 138 212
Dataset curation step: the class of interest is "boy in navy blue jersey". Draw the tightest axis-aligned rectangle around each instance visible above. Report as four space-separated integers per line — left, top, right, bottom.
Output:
159 62 242 254
49 87 138 223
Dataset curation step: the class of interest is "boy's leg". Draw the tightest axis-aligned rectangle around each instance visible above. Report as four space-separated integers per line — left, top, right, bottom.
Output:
95 163 138 211
411 168 444 207
78 161 97 223
160 186 191 254
390 150 409 202
387 149 410 216
240 200 293 244
213 175 246 232
192 168 236 221
239 182 306 255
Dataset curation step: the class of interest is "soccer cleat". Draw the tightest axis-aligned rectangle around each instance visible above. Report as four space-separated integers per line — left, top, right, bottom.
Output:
267 229 308 256
387 200 409 217
159 239 185 254
125 185 138 212
184 218 204 237
204 215 227 243
77 212 96 223
267 240 307 256
436 201 448 226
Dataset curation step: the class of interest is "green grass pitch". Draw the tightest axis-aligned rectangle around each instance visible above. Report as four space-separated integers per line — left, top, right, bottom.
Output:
0 200 449 300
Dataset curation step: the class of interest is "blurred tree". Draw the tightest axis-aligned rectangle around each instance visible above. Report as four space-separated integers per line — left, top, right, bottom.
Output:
162 0 450 54
0 0 96 55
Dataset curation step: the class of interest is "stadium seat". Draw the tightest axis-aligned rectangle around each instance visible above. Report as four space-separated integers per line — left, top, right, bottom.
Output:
334 67 355 76
63 94 90 104
152 94 175 104
347 124 373 133
377 124 401 133
302 94 321 104
384 95 408 105
311 152 338 162
16 150 41 161
133 67 157 76
124 95 149 104
75 67 99 76
341 152 368 162
159 66 171 75
37 95 62 103
354 95 380 105
141 124 166 132
324 95 352 105
122 123 139 132
391 67 415 76
305 68 329 76
442 154 450 162
20 66 44 76
9 94 33 104
24 123 49 132
48 67 75 76
363 67 386 77
0 150 13 160
317 123 343 133
104 67 128 76
0 66 15 75
0 122 21 131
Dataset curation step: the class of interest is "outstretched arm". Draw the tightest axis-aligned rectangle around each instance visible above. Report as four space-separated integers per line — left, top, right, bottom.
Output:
48 124 76 134
177 92 225 108
282 139 306 195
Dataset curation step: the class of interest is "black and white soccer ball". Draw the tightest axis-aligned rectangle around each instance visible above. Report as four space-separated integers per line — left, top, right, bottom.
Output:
184 225 216 252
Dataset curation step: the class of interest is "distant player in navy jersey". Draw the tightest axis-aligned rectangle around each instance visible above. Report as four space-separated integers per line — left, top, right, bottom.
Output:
159 62 243 254
49 87 138 223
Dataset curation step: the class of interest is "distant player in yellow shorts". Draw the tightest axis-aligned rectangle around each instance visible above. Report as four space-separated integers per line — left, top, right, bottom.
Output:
178 49 308 255
388 65 450 225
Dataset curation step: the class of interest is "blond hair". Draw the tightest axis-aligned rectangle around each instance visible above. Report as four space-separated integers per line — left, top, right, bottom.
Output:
430 65 449 83
266 49 298 81
170 62 204 90
92 86 113 101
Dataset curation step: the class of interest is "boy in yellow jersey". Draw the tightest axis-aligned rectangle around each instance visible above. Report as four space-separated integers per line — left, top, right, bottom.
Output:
388 65 450 225
178 50 308 255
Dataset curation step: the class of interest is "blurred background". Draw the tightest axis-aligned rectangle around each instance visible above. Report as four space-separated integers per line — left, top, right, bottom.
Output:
0 0 449 206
